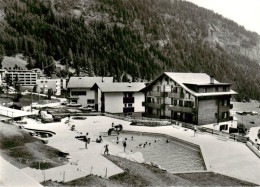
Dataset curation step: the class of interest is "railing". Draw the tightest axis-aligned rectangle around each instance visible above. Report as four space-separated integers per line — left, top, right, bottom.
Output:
166 105 196 113
142 102 165 109
198 126 260 158
149 91 163 97
123 97 134 103
168 92 180 98
123 107 134 113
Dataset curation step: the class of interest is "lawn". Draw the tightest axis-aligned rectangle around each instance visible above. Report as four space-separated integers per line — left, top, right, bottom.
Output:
41 155 255 186
0 122 67 170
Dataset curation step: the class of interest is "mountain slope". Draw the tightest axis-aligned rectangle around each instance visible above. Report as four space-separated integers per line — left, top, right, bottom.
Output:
0 0 259 101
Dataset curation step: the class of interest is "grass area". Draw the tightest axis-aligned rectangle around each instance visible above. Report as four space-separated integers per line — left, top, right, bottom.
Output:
0 93 60 107
42 155 256 186
0 123 67 169
175 172 256 186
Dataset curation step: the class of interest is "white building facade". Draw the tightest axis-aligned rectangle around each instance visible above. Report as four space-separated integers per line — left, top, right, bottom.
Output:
5 70 37 86
92 82 146 116
36 79 61 96
67 77 114 107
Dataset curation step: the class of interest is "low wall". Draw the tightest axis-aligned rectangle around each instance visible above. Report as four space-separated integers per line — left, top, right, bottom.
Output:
247 141 260 158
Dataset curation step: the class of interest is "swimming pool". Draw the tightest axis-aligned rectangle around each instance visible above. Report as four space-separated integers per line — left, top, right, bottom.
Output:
104 132 206 173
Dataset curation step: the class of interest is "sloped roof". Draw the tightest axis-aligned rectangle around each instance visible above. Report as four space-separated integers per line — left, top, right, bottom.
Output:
67 77 113 88
141 72 237 97
165 72 220 84
93 82 146 92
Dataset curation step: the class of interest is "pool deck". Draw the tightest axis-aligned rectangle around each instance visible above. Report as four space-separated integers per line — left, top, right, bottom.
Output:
12 116 260 185
123 123 260 185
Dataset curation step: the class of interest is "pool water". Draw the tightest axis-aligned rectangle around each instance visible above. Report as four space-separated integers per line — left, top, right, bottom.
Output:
104 132 206 173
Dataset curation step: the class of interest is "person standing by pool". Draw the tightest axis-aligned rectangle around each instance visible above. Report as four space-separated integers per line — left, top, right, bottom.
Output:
194 126 198 137
123 141 127 152
85 132 89 149
104 144 109 155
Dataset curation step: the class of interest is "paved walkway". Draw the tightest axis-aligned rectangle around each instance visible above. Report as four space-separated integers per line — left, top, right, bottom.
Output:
21 117 141 183
22 116 260 185
0 156 42 186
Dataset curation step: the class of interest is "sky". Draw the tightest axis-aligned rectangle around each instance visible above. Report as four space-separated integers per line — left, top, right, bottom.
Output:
185 0 260 35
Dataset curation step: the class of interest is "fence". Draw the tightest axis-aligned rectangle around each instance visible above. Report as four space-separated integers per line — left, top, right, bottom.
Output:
104 113 173 123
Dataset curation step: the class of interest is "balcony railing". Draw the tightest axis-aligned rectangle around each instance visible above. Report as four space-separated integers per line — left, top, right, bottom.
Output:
149 91 167 97
168 92 180 98
166 104 196 113
123 107 134 113
221 104 233 110
123 97 134 103
142 102 165 109
218 116 234 123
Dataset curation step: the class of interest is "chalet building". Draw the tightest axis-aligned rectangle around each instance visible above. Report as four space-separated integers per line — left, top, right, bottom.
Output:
67 77 113 107
91 82 146 116
141 72 237 130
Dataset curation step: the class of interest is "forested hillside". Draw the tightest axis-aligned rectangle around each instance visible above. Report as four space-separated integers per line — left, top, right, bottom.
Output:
0 0 259 101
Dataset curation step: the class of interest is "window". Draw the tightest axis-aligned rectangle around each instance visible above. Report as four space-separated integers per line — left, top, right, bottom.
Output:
179 100 183 107
125 103 133 107
220 124 228 131
157 98 161 104
223 87 227 91
71 91 86 96
174 100 177 106
215 87 219 92
124 92 133 97
222 112 228 119
157 109 161 116
157 86 161 92
87 99 94 104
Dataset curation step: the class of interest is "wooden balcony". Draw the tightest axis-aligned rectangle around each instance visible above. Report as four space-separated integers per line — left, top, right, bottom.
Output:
168 92 180 98
166 104 196 113
123 107 134 113
149 91 167 97
218 116 233 123
142 102 165 109
123 97 134 103
220 104 233 110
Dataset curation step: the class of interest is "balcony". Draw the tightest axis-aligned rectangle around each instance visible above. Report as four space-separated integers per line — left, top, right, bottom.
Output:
166 104 196 113
218 116 234 123
168 92 180 98
221 104 233 110
123 107 134 113
142 102 165 109
149 91 167 97
123 97 135 103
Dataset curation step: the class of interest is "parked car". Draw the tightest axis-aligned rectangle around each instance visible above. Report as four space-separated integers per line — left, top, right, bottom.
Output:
61 101 68 105
251 111 258 116
66 102 82 107
79 106 93 111
41 111 53 123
